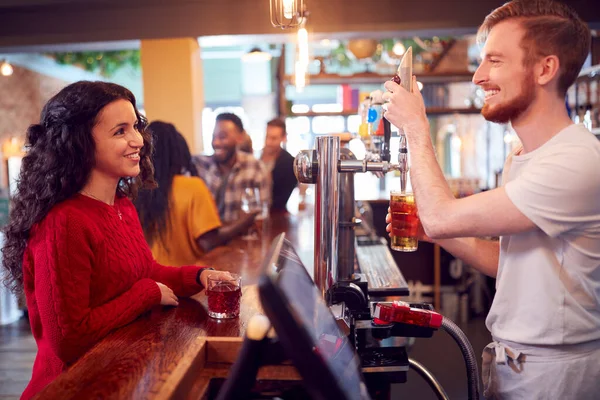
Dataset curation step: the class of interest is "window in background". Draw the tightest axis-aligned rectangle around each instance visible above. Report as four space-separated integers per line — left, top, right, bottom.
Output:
312 116 345 134
285 116 312 157
312 103 343 113
347 115 361 134
286 116 311 135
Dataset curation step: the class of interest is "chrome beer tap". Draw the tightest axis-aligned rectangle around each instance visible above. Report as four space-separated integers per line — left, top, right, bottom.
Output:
394 46 413 193
294 137 405 302
293 47 414 302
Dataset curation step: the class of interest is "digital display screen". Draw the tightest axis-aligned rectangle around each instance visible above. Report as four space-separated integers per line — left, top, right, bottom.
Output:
273 240 370 400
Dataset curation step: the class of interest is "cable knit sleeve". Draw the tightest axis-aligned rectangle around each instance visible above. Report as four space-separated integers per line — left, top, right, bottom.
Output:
149 261 208 297
119 197 208 297
33 210 162 365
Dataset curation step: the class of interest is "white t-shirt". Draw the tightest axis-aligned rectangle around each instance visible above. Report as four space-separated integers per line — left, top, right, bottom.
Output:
486 124 600 345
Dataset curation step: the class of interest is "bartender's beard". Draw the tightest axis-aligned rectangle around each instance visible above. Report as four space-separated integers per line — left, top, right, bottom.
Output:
482 71 536 124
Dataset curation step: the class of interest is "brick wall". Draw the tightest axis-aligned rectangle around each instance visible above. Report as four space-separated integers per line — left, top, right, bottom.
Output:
0 64 68 143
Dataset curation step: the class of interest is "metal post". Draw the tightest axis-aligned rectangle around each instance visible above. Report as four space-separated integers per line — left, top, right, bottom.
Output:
338 148 356 282
314 136 340 300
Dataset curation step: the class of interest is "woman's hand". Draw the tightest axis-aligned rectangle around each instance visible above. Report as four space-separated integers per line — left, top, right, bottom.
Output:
385 207 433 243
199 269 234 289
156 282 179 306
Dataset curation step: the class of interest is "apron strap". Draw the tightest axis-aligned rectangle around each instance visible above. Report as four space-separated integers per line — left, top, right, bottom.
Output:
482 341 524 399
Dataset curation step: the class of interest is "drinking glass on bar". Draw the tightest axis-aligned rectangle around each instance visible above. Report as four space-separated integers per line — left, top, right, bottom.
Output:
241 187 261 240
254 200 269 238
207 273 242 319
389 191 419 252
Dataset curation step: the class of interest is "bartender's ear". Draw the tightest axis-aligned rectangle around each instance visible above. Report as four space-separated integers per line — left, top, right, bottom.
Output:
536 55 560 87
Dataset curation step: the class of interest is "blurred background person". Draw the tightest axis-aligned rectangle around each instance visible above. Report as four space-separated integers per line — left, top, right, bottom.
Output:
260 118 297 213
135 121 257 266
193 113 270 223
238 129 253 154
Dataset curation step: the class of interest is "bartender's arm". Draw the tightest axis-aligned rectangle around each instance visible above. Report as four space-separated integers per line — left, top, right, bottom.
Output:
386 214 500 277
382 77 536 274
196 212 258 252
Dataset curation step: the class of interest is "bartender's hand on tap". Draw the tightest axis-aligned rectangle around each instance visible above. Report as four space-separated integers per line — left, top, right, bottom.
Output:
385 207 433 243
156 282 179 306
382 76 429 135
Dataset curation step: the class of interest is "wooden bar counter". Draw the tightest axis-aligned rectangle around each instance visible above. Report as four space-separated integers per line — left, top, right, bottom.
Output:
36 209 314 399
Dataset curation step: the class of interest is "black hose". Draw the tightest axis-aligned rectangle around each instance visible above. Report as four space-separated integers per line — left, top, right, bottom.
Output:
409 358 450 400
441 316 481 400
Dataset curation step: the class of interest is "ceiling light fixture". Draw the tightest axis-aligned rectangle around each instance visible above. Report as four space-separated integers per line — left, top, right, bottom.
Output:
270 0 305 29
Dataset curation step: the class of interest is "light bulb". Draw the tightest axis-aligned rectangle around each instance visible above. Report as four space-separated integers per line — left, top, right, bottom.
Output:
295 60 306 92
1 61 13 77
392 42 406 56
297 27 309 66
283 0 294 19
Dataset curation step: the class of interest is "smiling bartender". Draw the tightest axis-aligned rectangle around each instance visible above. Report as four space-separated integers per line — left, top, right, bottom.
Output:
383 1 600 399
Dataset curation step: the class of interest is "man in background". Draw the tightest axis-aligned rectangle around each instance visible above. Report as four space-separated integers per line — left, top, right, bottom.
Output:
193 113 270 223
260 118 297 212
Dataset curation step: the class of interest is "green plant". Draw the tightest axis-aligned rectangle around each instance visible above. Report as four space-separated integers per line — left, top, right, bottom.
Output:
48 50 141 77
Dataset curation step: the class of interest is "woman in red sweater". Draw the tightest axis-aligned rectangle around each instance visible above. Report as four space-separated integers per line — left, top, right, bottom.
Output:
1 81 229 399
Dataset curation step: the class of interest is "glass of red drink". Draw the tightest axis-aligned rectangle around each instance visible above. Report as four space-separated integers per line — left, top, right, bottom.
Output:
207 273 242 319
389 191 419 252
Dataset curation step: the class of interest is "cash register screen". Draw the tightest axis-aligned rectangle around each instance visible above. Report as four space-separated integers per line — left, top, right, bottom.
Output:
258 234 370 400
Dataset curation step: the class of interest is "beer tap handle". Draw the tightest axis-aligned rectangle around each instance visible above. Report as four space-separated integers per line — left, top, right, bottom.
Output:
382 119 392 162
398 133 409 193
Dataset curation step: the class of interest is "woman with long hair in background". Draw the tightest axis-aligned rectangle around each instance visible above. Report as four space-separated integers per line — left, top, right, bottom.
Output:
135 121 256 266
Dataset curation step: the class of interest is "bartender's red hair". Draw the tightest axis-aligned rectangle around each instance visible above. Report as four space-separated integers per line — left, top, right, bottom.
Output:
477 0 591 96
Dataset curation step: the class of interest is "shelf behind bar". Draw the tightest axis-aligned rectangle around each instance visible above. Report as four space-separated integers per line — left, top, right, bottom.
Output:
287 107 481 118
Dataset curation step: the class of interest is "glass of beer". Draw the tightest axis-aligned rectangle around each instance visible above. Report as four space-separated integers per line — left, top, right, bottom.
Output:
207 273 242 319
389 191 419 252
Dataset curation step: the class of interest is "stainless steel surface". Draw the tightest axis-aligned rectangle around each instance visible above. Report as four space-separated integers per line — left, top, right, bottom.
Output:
293 149 317 184
314 136 340 300
398 133 409 193
356 241 409 296
338 160 400 173
409 358 450 400
396 47 413 193
338 148 357 282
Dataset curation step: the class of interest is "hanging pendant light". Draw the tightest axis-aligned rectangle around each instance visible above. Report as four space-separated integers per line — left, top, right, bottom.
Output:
270 0 305 29
294 17 309 92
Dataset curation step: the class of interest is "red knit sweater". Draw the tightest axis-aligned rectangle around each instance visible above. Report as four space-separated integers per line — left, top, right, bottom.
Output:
20 194 207 399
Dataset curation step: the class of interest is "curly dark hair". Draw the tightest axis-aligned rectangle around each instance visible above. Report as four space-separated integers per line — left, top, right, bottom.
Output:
1 81 156 294
134 121 197 248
